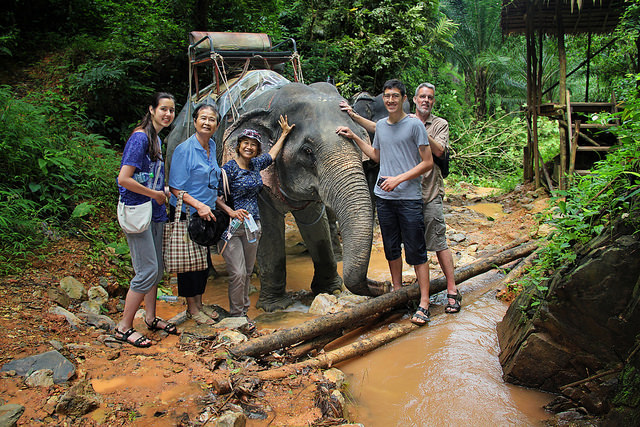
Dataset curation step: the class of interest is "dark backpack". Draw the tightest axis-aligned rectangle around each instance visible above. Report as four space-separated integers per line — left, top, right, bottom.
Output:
433 148 450 178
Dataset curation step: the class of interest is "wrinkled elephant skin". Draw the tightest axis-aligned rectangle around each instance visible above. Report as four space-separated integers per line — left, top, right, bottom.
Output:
223 82 380 311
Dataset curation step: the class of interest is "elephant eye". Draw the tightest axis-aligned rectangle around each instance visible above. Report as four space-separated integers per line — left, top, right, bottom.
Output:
303 146 313 155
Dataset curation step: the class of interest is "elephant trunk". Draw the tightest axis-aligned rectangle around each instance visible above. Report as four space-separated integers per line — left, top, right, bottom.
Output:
318 149 375 296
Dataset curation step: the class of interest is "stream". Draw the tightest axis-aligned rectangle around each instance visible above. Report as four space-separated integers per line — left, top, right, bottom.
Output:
204 236 556 426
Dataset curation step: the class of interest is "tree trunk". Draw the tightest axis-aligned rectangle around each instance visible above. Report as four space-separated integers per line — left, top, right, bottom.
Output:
230 241 538 358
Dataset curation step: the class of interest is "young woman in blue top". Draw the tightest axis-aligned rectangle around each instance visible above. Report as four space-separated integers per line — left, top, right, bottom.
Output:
115 92 177 348
216 115 294 331
168 104 222 325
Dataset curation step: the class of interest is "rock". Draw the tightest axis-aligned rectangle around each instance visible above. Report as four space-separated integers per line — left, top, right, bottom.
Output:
115 299 125 312
217 330 248 346
55 379 101 416
214 410 247 427
49 340 64 351
42 396 58 415
25 369 54 388
521 203 534 211
448 232 467 243
497 232 640 392
76 313 116 331
323 368 346 389
1 350 75 384
309 292 370 316
87 286 109 306
216 317 249 330
0 404 25 427
554 408 589 423
308 294 338 315
47 288 70 308
59 276 86 300
80 300 101 315
48 306 84 329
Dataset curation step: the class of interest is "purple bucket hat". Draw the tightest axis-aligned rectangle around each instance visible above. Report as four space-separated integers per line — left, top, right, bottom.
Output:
238 128 262 144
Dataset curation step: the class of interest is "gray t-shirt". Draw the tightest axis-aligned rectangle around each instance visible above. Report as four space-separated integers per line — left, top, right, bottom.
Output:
373 115 429 200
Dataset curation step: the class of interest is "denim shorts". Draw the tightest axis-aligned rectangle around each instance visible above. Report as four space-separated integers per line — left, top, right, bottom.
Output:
375 197 427 265
423 195 448 252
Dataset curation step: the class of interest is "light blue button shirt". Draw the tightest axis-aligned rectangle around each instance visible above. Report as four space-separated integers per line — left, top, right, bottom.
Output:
169 134 220 213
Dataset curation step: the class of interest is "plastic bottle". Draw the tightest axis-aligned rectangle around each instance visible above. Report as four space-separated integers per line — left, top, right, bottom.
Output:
157 295 178 302
133 171 152 184
222 218 242 241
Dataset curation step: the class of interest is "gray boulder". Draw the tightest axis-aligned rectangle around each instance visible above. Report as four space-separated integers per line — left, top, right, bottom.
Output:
0 404 24 427
1 350 75 384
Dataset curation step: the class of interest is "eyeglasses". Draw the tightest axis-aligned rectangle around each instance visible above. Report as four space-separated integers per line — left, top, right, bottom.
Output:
382 93 402 100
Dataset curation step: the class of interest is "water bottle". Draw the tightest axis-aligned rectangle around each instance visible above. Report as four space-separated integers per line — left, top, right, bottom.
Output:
157 295 178 302
133 171 152 184
222 218 242 242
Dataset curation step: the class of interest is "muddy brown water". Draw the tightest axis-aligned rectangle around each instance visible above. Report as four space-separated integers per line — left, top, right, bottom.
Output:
92 213 554 425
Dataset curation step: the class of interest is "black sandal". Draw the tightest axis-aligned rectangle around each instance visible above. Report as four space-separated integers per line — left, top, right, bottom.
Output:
410 306 430 326
114 328 152 348
145 317 178 335
445 292 462 314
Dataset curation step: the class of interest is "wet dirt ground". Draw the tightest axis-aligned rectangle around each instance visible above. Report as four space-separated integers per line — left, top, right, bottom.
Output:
0 182 552 425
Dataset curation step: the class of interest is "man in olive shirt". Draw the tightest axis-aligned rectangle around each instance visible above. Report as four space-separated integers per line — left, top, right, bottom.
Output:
413 82 460 313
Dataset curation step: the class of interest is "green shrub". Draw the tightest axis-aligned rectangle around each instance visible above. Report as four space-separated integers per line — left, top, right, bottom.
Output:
0 86 120 274
520 85 640 302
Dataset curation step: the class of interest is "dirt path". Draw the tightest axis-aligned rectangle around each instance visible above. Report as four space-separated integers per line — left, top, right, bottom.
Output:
0 182 550 426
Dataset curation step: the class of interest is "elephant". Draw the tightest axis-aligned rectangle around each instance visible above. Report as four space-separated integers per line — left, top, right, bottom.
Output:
219 81 386 311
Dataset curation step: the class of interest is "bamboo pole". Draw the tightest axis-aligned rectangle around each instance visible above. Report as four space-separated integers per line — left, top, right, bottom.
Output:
557 4 568 191
229 241 539 358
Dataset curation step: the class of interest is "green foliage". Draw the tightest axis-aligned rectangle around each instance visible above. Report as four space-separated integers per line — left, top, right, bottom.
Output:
520 84 640 303
282 0 448 95
67 57 155 142
448 110 527 186
0 86 120 274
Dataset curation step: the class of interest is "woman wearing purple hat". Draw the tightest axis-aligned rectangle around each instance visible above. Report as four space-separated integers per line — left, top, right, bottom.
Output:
216 115 294 332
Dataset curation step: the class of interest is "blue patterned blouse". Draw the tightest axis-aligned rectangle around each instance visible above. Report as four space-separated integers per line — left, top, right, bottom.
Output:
221 153 272 220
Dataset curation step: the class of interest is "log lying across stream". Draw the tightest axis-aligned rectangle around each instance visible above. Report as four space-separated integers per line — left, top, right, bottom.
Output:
230 240 538 359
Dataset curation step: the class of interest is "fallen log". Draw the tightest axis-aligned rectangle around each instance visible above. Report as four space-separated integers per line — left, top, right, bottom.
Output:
230 240 539 359
256 322 418 381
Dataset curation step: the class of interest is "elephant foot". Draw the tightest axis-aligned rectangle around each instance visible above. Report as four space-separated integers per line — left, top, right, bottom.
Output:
256 293 295 312
311 274 343 296
367 279 392 296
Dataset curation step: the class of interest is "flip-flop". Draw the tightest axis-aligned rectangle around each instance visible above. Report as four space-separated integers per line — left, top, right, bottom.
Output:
145 317 178 335
114 327 152 347
410 306 430 326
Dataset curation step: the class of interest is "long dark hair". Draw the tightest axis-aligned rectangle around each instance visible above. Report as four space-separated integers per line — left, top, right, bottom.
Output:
134 92 175 161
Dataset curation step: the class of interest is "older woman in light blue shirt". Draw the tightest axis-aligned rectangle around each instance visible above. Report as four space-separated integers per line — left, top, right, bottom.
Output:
169 104 222 325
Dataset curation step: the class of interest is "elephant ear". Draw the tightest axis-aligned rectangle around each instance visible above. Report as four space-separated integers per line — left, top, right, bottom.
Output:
222 109 278 165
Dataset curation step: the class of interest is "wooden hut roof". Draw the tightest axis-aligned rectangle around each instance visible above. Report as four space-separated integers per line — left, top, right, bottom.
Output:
501 0 626 36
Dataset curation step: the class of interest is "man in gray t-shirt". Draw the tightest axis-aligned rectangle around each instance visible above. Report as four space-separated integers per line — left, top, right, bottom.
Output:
336 79 434 326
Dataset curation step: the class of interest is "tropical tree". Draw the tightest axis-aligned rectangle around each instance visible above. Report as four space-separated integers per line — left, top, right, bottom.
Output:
442 0 506 119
